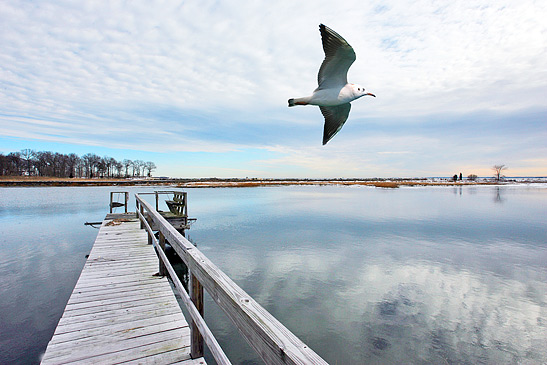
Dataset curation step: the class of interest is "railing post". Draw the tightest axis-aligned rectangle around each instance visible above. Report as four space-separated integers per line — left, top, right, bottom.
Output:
139 204 145 229
124 192 128 213
109 192 114 213
158 232 167 276
190 273 204 358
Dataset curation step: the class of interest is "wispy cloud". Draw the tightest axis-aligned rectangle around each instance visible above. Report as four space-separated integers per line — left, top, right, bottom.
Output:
1 0 546 176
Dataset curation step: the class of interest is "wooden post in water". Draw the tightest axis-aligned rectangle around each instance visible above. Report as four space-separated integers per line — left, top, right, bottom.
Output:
190 273 204 358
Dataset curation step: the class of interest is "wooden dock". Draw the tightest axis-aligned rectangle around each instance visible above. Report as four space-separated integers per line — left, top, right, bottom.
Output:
42 191 327 365
41 213 205 365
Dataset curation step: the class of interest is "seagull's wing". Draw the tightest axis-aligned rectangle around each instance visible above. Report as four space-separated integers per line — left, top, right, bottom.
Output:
317 24 356 89
320 103 351 145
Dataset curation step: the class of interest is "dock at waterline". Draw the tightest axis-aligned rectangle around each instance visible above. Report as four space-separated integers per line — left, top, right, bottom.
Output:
41 213 204 364
42 191 328 365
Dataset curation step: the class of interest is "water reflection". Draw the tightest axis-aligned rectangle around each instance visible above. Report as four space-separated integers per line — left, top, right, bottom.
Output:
0 185 546 364
189 185 547 364
494 186 504 203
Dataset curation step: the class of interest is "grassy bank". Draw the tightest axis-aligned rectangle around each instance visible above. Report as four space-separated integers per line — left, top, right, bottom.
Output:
0 176 507 188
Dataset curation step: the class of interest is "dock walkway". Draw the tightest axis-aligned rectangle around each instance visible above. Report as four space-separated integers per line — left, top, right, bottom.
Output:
41 213 205 364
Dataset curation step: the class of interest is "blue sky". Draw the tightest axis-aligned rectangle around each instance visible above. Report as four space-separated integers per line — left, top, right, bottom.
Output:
1 0 546 178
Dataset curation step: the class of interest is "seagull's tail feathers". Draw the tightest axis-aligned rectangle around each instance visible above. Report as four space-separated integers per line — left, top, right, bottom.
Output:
288 98 296 107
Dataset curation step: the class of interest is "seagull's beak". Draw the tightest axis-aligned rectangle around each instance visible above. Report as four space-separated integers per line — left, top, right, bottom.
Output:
366 92 376 97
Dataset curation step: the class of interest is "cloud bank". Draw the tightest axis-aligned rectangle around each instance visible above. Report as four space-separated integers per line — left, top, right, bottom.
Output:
1 0 546 177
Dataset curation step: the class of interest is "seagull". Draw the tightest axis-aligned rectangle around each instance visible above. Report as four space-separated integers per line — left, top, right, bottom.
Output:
288 24 375 145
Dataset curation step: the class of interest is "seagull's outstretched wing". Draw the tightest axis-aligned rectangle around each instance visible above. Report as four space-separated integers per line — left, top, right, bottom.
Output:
317 24 356 90
320 103 351 145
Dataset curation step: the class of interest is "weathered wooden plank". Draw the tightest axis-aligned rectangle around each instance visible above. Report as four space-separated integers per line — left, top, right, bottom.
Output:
43 325 189 362
58 301 179 327
43 333 191 364
63 294 178 317
58 298 181 334
74 263 158 278
122 351 201 365
71 277 161 295
80 261 158 272
66 284 169 305
63 288 173 309
70 266 158 281
46 321 188 354
83 256 156 265
62 291 173 312
47 313 186 346
72 275 159 289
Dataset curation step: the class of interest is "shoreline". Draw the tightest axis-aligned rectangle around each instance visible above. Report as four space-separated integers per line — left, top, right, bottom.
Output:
1 177 544 188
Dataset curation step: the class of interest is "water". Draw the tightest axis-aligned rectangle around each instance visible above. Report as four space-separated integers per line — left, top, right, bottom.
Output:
0 185 545 364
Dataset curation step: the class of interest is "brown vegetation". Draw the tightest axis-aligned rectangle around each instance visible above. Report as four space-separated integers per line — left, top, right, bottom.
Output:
0 176 507 188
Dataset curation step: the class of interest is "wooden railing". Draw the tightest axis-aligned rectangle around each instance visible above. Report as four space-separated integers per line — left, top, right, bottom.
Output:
135 193 328 365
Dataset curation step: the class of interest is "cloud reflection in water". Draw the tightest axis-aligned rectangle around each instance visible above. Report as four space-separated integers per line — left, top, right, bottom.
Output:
190 185 547 364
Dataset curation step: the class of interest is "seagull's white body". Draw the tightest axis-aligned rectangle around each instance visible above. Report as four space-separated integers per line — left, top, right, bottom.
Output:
288 24 375 145
293 84 362 107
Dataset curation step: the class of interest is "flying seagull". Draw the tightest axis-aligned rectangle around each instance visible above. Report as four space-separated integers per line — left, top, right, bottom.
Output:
288 24 375 145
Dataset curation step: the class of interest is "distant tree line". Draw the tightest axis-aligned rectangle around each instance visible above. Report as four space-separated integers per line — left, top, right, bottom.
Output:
0 149 156 178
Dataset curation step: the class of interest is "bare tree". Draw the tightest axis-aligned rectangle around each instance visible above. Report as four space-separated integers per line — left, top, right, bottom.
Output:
7 152 22 175
492 164 507 181
67 154 80 178
114 161 123 177
82 153 101 178
1 149 155 178
0 153 5 175
20 149 36 176
144 161 157 177
133 160 145 177
122 159 132 178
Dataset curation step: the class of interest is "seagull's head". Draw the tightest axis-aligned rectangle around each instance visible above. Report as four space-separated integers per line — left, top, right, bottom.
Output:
351 84 376 99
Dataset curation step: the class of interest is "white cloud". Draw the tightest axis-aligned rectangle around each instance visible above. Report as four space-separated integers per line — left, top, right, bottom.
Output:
1 0 546 176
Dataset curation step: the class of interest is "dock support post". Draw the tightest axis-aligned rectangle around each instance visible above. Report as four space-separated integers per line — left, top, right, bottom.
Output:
158 232 167 276
139 204 145 229
190 273 204 358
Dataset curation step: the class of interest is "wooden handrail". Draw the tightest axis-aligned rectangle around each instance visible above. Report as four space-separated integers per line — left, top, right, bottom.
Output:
135 193 327 365
136 206 231 364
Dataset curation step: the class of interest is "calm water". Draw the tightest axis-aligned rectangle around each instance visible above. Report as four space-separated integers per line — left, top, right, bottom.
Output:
0 185 546 364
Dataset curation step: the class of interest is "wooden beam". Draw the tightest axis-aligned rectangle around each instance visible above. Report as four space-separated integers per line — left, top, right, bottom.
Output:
159 231 167 276
190 273 204 358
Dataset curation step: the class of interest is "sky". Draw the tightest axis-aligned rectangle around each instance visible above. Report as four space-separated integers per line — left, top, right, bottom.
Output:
1 0 546 178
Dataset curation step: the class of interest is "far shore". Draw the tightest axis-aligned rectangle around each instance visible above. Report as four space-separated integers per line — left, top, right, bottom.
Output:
1 176 544 188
